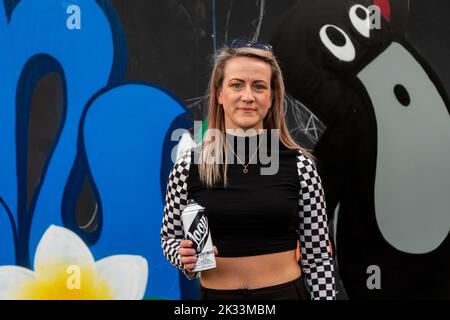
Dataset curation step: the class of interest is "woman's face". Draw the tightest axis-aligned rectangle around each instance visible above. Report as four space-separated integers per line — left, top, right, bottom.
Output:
218 56 273 132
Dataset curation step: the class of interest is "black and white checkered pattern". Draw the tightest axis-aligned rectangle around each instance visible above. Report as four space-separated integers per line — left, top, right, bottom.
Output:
160 150 198 280
161 147 336 296
297 150 336 300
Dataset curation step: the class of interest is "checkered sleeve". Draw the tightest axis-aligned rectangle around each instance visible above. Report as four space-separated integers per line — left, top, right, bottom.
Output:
296 150 336 300
160 150 198 280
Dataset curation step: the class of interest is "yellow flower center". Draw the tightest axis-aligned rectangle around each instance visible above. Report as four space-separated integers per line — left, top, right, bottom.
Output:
12 261 113 300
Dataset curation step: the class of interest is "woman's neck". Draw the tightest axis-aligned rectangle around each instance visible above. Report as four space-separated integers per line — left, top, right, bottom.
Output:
225 128 265 137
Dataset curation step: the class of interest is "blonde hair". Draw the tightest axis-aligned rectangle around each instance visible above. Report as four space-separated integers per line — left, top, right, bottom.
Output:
199 45 312 187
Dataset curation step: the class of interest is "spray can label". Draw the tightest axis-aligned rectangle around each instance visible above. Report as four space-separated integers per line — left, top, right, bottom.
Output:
181 199 216 272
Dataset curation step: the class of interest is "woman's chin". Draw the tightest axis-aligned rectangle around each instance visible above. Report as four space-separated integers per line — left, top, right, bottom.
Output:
234 119 262 130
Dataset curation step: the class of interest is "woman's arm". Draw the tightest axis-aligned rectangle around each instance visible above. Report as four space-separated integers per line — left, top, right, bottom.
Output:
296 150 336 300
160 150 198 280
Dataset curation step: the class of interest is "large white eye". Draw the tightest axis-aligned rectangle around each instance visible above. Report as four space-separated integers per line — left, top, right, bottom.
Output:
349 4 371 38
319 24 356 62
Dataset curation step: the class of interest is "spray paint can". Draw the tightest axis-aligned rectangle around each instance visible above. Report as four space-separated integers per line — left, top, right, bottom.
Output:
181 199 216 272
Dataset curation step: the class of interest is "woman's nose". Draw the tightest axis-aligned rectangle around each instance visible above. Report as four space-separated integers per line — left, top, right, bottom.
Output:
241 86 255 103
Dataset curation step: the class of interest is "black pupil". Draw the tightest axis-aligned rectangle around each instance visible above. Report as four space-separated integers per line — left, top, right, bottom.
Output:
326 26 346 47
394 84 411 107
356 7 367 20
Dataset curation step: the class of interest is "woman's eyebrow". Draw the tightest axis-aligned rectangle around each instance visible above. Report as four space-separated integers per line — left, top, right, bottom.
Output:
229 78 268 83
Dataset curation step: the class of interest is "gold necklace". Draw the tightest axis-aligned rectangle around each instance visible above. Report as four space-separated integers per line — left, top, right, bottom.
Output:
225 134 264 174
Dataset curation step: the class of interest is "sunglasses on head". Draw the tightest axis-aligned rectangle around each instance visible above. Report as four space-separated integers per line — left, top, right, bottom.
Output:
225 39 273 52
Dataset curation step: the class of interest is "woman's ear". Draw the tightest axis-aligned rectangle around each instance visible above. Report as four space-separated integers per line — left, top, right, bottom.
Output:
217 89 223 105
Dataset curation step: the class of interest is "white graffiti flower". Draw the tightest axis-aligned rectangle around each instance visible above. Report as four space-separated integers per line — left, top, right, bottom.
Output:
0 225 148 300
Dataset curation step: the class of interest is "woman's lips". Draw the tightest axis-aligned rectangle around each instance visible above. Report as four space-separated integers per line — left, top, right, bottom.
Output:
239 108 256 113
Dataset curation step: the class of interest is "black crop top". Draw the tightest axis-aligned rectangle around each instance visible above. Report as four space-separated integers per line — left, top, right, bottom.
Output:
187 133 299 257
161 132 336 300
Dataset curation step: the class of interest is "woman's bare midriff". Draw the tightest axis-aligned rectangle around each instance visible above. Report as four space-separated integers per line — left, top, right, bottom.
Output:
200 249 301 290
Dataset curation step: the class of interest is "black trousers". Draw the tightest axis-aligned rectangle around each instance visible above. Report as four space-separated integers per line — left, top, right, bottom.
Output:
200 274 310 300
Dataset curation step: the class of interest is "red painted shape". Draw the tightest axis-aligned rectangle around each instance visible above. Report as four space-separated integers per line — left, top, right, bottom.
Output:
373 0 391 21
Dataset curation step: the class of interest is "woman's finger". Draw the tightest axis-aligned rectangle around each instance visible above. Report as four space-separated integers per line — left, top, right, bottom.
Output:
180 240 193 248
181 255 197 265
184 263 196 271
213 246 219 256
179 248 196 257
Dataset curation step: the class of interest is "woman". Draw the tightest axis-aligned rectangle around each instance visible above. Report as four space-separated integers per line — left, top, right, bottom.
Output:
161 39 336 300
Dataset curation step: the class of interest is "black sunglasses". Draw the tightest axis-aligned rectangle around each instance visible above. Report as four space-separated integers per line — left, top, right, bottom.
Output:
225 39 273 52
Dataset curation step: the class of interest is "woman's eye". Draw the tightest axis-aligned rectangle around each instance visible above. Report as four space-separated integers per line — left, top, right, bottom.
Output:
231 83 242 88
254 85 266 90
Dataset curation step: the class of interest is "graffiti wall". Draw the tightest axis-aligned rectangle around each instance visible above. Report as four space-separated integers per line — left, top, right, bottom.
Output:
272 0 450 299
0 0 448 299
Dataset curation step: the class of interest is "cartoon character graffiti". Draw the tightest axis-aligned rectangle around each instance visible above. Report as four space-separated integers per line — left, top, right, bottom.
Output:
272 0 450 299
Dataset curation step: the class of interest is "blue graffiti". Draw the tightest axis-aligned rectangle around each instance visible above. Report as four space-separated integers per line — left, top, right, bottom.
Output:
0 0 193 299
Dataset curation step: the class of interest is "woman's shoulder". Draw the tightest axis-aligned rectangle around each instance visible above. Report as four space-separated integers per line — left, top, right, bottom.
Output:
281 146 309 161
172 144 207 170
293 148 318 174
171 147 195 171
166 148 195 189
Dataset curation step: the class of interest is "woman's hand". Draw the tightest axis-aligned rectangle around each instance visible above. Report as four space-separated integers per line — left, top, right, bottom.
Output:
179 240 197 272
179 240 219 274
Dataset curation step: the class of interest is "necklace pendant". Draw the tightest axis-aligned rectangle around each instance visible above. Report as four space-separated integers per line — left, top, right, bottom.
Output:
243 168 248 174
